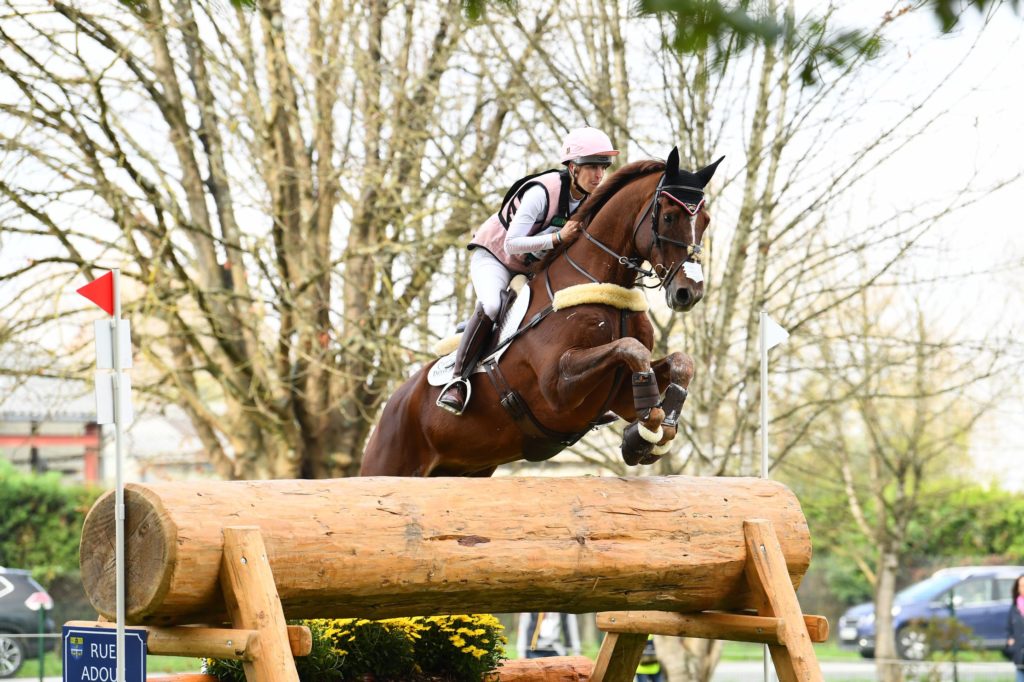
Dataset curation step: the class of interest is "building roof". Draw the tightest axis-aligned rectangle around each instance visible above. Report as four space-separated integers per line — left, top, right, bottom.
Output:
0 376 96 422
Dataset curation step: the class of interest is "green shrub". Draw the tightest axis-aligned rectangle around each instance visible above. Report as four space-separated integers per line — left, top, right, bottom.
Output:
321 618 418 679
203 651 243 681
205 614 507 681
0 460 101 581
205 619 345 682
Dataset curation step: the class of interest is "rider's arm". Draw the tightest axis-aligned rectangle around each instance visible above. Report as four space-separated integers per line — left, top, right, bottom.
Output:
504 185 559 256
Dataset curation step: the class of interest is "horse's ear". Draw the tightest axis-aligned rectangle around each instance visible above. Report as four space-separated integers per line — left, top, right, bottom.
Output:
695 155 724 188
666 147 680 177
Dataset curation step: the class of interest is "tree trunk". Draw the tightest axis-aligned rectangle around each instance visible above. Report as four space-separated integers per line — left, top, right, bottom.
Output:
874 548 902 682
655 635 722 682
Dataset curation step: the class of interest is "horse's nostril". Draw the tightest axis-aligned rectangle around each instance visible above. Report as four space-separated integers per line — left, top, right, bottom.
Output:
675 289 691 306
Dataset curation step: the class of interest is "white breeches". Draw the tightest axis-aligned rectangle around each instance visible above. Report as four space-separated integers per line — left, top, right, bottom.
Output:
470 249 512 319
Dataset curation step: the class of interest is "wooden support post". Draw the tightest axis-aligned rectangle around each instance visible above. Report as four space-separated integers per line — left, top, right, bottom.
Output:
590 631 648 682
220 526 299 682
744 519 823 682
65 621 312 660
599 610 784 644
803 614 829 643
596 610 829 644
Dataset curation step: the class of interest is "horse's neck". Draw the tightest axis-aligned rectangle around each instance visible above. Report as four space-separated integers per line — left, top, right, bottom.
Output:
558 196 650 288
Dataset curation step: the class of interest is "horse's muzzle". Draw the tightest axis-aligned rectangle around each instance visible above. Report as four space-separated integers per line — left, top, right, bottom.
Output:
667 284 703 312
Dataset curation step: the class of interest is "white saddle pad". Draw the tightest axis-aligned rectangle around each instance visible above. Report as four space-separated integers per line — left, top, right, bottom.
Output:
427 285 532 387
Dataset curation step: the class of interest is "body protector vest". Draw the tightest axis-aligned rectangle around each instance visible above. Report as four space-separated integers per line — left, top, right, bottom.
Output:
469 170 574 274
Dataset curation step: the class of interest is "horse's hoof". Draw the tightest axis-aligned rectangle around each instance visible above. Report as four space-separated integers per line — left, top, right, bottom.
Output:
637 453 661 465
621 422 654 465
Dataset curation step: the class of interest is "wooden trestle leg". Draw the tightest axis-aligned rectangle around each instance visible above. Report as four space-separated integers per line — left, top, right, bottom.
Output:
220 526 300 682
592 518 824 682
590 631 649 682
743 519 823 682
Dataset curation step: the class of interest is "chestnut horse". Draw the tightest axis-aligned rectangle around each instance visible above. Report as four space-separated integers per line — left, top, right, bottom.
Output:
361 148 722 476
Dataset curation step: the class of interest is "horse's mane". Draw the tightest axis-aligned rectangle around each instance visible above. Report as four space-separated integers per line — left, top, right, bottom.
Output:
574 159 665 228
528 159 665 274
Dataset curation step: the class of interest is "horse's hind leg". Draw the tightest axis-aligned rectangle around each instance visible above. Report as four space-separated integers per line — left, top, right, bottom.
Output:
361 425 433 476
360 379 436 476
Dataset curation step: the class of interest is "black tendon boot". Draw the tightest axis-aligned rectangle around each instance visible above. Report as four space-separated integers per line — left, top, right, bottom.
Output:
437 304 494 415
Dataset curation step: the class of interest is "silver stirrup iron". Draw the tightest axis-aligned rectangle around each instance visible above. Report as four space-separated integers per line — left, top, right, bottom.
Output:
436 378 473 416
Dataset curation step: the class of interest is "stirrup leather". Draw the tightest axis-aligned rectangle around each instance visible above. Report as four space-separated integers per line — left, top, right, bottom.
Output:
436 378 472 416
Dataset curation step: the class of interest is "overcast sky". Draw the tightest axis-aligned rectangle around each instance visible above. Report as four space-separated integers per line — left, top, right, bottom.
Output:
811 1 1024 487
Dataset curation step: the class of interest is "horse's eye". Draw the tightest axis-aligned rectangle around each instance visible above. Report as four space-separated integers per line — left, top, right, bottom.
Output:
663 214 674 225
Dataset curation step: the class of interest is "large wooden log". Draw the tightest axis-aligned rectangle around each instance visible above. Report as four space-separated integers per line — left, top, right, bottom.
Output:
80 476 811 625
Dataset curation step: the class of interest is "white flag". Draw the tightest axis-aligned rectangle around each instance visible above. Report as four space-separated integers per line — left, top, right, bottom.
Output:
763 314 789 350
94 319 133 369
94 371 134 425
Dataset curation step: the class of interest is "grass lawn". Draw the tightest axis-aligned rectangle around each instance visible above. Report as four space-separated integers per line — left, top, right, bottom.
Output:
720 640 862 661
14 651 206 678
17 636 1010 677
714 640 1007 663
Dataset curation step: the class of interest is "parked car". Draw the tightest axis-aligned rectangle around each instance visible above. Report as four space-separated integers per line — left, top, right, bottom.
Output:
0 567 54 678
838 565 1024 660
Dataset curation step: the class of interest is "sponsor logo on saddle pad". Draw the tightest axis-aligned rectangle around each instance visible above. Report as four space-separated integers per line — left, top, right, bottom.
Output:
427 286 532 387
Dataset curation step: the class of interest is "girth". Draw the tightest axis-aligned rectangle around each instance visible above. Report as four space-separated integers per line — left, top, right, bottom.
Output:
482 306 633 463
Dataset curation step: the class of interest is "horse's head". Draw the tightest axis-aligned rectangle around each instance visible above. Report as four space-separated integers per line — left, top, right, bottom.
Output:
643 149 723 312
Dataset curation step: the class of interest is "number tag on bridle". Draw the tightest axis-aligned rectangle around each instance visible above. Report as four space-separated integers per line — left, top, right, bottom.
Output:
683 262 704 283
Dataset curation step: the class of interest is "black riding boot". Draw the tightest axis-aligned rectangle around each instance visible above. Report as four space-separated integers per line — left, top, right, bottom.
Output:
437 304 494 415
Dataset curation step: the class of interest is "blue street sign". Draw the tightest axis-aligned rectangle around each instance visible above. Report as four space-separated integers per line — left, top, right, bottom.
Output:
62 625 147 682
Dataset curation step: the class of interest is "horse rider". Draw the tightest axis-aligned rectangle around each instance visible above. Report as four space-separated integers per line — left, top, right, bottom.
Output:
436 126 620 415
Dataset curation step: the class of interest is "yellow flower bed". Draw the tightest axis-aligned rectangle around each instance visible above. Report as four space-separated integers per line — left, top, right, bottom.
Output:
205 614 508 681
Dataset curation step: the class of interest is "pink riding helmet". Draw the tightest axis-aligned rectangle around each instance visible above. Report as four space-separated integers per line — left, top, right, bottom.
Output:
560 127 620 165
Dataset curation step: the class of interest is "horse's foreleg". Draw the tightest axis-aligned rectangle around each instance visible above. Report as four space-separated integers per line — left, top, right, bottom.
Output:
598 351 695 466
652 351 696 390
551 337 665 435
650 351 696 444
548 337 667 464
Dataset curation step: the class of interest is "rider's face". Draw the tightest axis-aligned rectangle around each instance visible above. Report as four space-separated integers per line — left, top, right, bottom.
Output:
573 163 608 193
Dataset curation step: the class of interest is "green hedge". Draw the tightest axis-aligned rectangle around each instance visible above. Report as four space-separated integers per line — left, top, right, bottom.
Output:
0 460 101 581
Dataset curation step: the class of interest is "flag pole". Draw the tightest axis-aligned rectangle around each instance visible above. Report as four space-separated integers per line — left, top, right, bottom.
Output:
112 268 125 682
75 269 131 680
760 310 771 682
760 310 769 479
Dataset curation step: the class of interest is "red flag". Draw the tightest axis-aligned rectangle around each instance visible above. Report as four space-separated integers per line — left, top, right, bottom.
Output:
76 271 115 316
